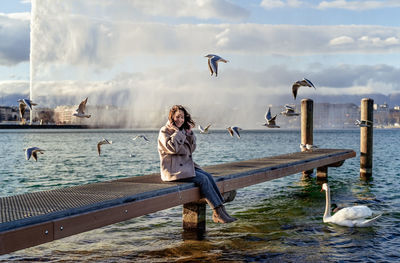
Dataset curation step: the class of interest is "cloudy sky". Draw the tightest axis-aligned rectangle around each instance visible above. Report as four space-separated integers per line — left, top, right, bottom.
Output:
1 0 400 127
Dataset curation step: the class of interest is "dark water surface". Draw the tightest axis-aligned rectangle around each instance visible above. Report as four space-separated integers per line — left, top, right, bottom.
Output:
0 129 399 262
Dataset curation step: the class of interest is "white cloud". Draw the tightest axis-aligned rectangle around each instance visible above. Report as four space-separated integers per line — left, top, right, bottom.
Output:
260 0 285 9
128 0 250 21
359 35 400 47
30 17 400 78
6 0 396 128
259 0 400 10
260 0 303 9
329 36 354 45
317 0 400 10
0 12 30 65
0 80 29 95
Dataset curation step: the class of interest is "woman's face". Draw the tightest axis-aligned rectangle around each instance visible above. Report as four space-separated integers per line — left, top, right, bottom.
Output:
173 110 185 128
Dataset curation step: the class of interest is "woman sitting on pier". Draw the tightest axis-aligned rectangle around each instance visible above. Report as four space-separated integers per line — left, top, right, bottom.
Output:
158 105 236 223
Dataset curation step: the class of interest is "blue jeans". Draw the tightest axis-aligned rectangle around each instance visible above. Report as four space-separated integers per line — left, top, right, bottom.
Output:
180 168 224 209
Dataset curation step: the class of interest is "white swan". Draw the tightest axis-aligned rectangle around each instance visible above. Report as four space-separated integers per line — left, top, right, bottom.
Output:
321 183 381 227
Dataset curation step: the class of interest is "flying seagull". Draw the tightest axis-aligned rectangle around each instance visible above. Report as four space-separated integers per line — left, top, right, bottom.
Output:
25 147 44 161
263 107 280 128
292 78 316 99
132 135 149 142
97 138 112 156
280 104 300 117
355 119 373 128
205 54 228 77
73 97 91 118
198 124 211 134
18 102 27 122
18 98 37 111
227 126 241 139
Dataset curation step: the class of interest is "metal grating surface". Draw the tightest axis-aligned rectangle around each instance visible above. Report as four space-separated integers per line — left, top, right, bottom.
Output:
206 149 353 177
0 182 172 224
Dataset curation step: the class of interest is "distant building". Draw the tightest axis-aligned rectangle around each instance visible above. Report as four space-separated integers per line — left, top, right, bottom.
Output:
374 102 390 126
54 105 75 124
374 102 389 112
389 109 400 126
0 106 23 122
53 104 128 127
35 108 55 124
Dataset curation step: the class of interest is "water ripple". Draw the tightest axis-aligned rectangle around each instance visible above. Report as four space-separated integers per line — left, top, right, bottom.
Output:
0 129 399 262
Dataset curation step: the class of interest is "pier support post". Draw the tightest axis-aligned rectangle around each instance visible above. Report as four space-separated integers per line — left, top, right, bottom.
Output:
182 190 236 240
182 202 206 239
360 98 374 180
316 166 328 179
301 99 314 179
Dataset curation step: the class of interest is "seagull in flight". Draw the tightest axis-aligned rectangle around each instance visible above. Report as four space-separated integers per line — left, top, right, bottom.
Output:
355 119 373 128
263 107 280 128
198 124 211 134
18 102 27 123
227 126 241 139
18 98 37 111
73 97 91 118
205 54 228 77
292 78 316 99
25 147 44 161
97 138 112 156
132 135 149 142
280 104 300 117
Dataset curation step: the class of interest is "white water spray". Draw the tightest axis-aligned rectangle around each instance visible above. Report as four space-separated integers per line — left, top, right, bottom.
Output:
29 0 35 124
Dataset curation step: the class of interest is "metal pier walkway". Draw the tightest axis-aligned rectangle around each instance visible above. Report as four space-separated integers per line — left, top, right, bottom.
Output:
0 148 355 255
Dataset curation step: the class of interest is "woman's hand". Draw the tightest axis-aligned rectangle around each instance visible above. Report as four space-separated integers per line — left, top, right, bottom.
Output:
185 127 192 135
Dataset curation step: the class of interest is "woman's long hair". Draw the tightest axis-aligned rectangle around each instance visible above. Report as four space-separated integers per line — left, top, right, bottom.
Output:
168 105 195 130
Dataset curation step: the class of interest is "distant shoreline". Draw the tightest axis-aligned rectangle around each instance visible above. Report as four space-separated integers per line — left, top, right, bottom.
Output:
0 123 399 130
0 124 90 129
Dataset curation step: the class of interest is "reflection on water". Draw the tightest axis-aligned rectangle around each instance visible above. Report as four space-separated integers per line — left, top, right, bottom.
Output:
0 129 399 262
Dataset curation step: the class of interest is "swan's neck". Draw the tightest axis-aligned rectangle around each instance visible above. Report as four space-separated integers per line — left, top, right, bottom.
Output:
324 186 331 219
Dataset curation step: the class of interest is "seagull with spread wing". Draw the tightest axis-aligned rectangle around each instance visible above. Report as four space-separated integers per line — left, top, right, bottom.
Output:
355 119 373 127
25 147 44 161
280 104 300 117
292 78 316 99
205 54 228 77
18 102 27 123
132 135 149 142
263 107 280 128
198 124 211 134
73 97 91 118
97 138 112 156
18 98 37 111
227 126 241 139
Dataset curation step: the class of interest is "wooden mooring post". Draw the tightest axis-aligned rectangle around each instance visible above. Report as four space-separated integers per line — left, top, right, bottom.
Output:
301 99 314 179
360 98 374 180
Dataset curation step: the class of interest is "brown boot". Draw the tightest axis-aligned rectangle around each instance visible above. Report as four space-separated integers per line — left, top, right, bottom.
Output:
212 206 235 223
221 205 237 222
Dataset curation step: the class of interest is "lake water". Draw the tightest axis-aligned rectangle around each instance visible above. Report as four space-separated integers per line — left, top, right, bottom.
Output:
0 128 399 262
